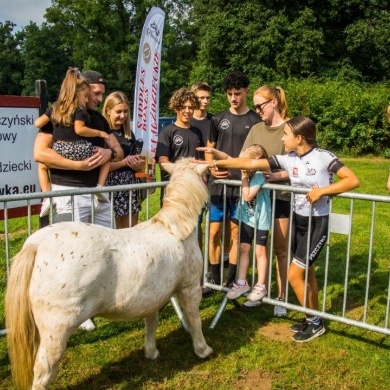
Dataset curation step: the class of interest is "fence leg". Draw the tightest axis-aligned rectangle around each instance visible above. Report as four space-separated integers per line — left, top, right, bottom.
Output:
170 297 188 332
209 296 233 329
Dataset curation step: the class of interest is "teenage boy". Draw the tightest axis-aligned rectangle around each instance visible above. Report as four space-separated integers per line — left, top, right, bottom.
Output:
190 81 213 144
155 87 204 183
205 71 261 287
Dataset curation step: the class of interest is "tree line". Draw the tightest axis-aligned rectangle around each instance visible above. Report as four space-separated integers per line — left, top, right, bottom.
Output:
1 0 389 156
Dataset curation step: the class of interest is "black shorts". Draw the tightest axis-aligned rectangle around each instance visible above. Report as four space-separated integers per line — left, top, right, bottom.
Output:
273 199 291 219
240 222 269 246
291 213 329 269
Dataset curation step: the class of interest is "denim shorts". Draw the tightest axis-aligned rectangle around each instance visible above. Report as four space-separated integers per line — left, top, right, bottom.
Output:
209 200 239 222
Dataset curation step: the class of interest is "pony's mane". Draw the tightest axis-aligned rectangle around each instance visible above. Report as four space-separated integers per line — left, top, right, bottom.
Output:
151 159 208 240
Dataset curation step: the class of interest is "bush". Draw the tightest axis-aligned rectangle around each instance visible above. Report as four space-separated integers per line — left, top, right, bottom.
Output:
209 78 390 157
284 79 390 157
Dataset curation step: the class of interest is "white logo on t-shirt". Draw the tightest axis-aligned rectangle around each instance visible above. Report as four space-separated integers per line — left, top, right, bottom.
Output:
173 135 184 146
220 119 230 130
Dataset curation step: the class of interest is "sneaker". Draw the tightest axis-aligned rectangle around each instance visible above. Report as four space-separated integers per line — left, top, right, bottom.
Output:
226 281 250 299
290 319 308 333
243 300 263 308
96 192 110 203
79 318 96 331
293 319 326 342
40 198 51 217
247 284 267 302
273 297 287 317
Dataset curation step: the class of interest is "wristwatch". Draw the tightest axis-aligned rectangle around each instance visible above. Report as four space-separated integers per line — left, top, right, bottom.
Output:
110 148 117 160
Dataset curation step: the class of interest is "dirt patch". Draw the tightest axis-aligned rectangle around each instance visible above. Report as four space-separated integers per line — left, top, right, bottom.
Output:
235 369 272 390
232 323 291 390
257 322 292 342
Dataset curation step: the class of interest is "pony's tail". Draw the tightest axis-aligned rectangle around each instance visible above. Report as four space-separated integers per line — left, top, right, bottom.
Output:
5 244 39 390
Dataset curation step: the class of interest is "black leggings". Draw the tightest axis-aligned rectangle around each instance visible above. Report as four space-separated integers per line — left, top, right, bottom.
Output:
291 213 329 269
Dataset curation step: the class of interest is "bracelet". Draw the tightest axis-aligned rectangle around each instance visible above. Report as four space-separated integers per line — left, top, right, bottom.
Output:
213 160 218 171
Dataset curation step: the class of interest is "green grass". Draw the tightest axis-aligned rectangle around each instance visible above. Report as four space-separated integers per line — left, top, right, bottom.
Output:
0 158 389 389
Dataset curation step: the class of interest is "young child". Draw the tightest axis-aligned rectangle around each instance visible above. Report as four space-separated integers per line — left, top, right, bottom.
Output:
198 116 360 342
35 68 111 216
224 144 272 302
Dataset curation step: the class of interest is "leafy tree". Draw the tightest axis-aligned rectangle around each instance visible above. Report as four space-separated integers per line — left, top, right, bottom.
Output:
0 22 24 95
44 0 140 96
19 22 73 102
344 6 390 81
43 0 197 112
188 0 390 91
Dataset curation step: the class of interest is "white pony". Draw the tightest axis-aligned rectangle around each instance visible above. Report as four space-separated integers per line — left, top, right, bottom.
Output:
5 159 213 390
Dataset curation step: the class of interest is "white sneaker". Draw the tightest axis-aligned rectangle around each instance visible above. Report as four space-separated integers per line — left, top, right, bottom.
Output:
79 318 96 331
95 187 110 203
243 300 262 308
226 281 250 299
273 297 287 317
247 285 267 302
40 199 52 217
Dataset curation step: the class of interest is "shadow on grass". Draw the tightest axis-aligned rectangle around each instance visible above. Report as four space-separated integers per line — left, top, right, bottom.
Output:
65 327 212 390
63 296 267 390
1 291 390 389
327 323 390 349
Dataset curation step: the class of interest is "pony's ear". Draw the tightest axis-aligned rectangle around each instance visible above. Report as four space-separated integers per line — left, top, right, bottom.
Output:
161 162 175 174
195 163 209 176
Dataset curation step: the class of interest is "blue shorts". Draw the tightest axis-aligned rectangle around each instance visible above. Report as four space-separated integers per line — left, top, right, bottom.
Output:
209 201 239 223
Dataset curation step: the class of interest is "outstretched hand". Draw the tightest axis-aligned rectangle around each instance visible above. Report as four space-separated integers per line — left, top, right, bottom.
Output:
197 146 215 152
190 159 209 165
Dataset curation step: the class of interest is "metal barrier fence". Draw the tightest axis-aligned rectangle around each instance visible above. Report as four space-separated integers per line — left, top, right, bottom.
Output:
203 180 390 335
1 180 390 337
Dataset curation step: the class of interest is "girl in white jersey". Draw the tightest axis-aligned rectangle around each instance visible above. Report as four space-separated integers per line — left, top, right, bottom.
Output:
198 116 360 342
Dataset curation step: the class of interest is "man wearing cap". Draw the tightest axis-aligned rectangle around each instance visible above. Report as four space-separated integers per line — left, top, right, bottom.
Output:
34 70 123 227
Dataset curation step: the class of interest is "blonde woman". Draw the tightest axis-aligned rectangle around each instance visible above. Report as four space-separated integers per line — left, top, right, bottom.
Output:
241 85 290 315
103 91 144 228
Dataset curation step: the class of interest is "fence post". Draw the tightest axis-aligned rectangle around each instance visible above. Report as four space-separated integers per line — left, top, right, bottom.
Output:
35 80 47 115
35 80 50 228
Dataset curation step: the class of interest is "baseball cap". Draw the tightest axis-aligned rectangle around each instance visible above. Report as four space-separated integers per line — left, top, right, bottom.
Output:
81 70 106 85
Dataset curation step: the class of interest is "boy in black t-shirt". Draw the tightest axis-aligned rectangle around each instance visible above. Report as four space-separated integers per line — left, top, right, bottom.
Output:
155 88 205 252
190 82 213 145
155 88 204 182
205 71 261 287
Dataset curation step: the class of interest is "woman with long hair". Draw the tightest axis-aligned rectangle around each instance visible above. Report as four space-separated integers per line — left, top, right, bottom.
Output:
103 91 144 228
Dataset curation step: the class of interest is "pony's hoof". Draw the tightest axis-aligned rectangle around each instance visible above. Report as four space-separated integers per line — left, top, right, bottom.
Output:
195 345 213 359
79 319 96 331
145 349 160 360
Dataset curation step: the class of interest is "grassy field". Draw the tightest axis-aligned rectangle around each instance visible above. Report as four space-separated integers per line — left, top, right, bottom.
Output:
0 157 389 390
